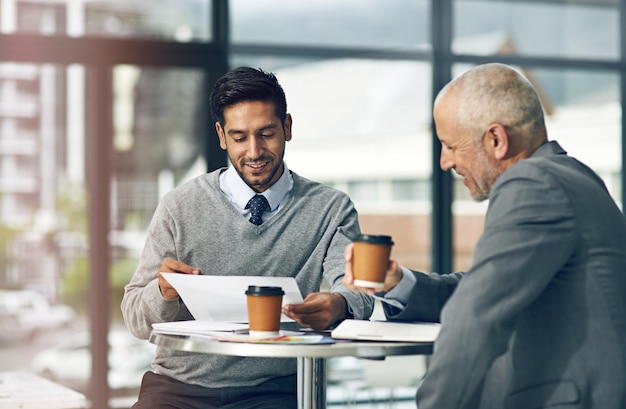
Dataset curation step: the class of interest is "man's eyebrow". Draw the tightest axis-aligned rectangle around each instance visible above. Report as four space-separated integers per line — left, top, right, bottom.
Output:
226 128 244 136
258 123 279 132
226 123 278 135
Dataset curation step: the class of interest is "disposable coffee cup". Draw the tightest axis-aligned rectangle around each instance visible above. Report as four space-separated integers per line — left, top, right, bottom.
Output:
352 234 394 289
245 285 284 338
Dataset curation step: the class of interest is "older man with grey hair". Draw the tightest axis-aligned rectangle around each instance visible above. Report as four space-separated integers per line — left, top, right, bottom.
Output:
344 63 626 409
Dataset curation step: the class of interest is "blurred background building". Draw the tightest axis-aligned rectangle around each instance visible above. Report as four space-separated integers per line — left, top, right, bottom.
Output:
0 0 623 408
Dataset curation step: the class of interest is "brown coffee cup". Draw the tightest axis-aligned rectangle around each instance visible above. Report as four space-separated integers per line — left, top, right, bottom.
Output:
352 234 394 289
245 285 284 338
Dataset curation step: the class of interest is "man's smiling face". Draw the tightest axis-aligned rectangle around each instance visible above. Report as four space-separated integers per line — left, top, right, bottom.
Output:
435 95 502 202
216 100 292 192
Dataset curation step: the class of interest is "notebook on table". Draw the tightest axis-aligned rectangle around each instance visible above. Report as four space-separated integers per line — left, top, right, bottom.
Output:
331 319 440 342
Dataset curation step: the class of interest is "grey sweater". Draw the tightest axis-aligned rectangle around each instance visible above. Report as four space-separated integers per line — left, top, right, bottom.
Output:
121 168 374 388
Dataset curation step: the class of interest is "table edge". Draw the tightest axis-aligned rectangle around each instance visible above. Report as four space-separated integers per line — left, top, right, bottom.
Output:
149 332 433 358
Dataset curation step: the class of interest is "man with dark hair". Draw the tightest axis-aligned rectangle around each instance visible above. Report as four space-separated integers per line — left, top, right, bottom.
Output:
123 67 373 408
345 63 626 409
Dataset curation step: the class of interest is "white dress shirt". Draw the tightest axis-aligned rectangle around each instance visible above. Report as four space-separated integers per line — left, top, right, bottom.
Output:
219 162 293 223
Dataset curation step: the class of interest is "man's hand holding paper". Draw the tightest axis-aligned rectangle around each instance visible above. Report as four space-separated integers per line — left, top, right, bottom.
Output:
157 258 201 300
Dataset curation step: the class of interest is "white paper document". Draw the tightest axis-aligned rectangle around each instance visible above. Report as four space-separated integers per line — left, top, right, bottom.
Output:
331 319 441 342
160 273 304 322
152 320 249 335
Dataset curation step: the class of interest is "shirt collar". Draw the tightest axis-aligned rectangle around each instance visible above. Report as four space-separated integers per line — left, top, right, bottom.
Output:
222 162 293 211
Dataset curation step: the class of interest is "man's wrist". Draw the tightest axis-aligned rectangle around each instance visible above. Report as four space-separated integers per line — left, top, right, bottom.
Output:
333 293 352 321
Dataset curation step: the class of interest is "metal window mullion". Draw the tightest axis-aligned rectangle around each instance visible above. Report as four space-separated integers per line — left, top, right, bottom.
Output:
431 0 454 274
86 64 112 409
621 0 626 212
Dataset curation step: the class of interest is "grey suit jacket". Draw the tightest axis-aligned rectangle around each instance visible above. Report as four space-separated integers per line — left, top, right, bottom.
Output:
387 141 626 409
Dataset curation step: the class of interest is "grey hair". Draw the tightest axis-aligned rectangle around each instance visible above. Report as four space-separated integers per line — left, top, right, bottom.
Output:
437 63 546 151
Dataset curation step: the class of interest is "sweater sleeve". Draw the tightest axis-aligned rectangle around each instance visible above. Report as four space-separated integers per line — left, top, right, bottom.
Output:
121 199 192 339
321 193 375 320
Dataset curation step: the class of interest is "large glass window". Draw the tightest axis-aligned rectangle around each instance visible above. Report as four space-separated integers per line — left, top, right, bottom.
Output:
0 61 208 406
2 0 211 41
110 64 208 312
274 58 433 271
454 0 619 60
231 0 430 50
0 60 89 379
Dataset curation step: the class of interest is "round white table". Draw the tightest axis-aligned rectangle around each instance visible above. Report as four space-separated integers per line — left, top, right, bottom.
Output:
149 331 433 409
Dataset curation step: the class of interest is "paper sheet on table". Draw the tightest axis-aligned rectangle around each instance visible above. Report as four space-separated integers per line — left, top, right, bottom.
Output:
160 273 304 322
152 320 250 335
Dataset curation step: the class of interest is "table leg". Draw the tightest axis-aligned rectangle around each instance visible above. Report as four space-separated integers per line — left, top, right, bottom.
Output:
297 356 326 409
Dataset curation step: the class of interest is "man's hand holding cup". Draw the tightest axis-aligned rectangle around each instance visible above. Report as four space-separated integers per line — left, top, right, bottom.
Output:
343 235 403 295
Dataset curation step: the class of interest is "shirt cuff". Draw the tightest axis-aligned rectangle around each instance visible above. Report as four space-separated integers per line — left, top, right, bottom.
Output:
373 266 416 310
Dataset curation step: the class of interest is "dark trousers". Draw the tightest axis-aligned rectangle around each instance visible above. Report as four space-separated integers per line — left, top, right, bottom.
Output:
132 371 297 409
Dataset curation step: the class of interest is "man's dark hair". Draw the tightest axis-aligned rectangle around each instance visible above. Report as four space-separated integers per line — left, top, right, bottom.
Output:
209 67 287 126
